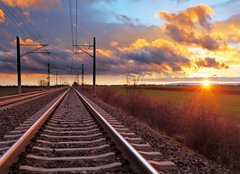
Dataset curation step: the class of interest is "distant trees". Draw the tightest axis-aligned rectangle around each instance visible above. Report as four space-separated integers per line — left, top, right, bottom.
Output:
72 82 79 86
38 79 47 86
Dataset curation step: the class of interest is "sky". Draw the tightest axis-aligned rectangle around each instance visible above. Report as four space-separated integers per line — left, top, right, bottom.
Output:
0 0 240 85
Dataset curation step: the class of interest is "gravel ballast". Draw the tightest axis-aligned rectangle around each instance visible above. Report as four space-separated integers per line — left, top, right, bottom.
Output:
0 88 67 141
12 88 133 174
83 92 233 174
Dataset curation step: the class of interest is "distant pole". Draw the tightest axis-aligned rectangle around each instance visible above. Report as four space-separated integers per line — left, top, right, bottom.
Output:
56 72 58 86
75 0 77 47
47 63 50 87
93 37 96 96
77 72 79 85
17 36 22 94
82 64 84 90
60 75 61 85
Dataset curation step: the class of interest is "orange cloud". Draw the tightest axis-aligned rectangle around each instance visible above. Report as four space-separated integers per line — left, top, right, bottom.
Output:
2 0 62 9
97 49 113 57
214 14 240 43
0 8 5 23
64 49 73 54
21 38 41 46
156 5 227 50
157 5 213 28
11 37 41 46
110 41 119 47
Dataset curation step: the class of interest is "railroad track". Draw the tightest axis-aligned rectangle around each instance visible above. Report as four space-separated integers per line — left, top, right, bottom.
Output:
0 88 65 108
0 87 177 174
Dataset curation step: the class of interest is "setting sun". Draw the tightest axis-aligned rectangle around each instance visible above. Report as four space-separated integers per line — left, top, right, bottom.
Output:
202 80 211 88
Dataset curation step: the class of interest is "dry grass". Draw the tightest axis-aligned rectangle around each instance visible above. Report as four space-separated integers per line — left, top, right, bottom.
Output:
95 86 240 171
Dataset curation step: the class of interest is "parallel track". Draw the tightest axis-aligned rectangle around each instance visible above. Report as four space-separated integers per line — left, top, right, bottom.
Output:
0 88 64 108
0 87 177 174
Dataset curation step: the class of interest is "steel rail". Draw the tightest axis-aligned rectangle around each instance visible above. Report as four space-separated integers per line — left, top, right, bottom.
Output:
0 88 52 101
0 88 70 174
0 87 64 101
74 88 159 174
0 87 65 107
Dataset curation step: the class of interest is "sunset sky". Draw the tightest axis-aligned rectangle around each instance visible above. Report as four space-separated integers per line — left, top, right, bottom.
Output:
0 0 240 85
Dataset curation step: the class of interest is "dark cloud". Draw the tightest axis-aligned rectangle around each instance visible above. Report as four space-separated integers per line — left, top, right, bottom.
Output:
83 0 115 4
174 0 189 4
123 47 190 72
195 57 229 69
222 0 240 5
83 0 146 4
116 15 140 25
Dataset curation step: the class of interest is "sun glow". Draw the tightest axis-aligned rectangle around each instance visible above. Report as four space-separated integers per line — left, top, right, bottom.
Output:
202 80 211 88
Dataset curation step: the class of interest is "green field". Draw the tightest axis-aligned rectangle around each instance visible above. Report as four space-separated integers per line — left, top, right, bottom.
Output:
97 85 240 121
0 87 47 97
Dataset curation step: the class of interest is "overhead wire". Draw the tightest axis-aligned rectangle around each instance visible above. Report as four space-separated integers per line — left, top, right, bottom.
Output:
3 4 38 41
69 0 75 73
75 0 78 50
68 0 86 83
0 3 28 39
69 0 74 51
0 2 39 41
13 5 41 41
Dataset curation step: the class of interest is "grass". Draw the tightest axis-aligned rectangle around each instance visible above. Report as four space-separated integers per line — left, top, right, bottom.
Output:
96 85 240 121
85 85 240 171
0 86 48 97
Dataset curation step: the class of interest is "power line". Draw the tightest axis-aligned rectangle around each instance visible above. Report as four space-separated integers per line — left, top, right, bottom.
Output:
0 2 39 41
13 5 41 41
75 0 78 49
0 3 28 39
69 0 75 73
69 0 74 51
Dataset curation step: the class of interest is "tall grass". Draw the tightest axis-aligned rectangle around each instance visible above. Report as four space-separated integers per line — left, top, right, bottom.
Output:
96 87 240 171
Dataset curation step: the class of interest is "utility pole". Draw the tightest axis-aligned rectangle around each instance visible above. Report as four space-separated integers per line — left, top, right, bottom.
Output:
74 37 96 96
93 37 96 96
47 63 50 88
82 64 84 90
56 72 58 86
77 72 79 85
59 75 61 85
16 36 22 94
16 36 50 93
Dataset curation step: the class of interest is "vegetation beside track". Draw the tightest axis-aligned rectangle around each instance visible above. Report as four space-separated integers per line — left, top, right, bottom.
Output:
82 85 240 172
95 85 240 121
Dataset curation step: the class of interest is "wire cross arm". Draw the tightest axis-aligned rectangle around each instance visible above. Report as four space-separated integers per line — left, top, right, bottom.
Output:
20 44 50 57
75 47 94 59
73 44 93 47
